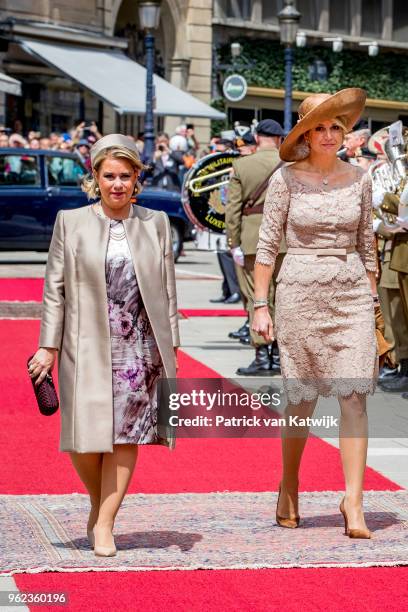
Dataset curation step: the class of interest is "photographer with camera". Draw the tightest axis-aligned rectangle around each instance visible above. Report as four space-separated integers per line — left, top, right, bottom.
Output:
151 132 183 191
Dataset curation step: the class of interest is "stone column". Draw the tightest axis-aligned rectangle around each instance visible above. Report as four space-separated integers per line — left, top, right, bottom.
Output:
382 0 393 40
184 0 214 148
351 0 362 37
318 0 330 32
164 58 191 135
252 0 262 22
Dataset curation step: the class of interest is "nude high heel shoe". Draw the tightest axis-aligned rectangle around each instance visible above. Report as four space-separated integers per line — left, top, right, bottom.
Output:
276 483 300 529
93 526 117 557
339 498 371 539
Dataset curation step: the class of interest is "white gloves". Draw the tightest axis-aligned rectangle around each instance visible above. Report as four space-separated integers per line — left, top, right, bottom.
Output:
231 246 245 267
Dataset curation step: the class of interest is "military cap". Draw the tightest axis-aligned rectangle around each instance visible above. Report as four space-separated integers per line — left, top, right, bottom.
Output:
381 192 399 216
255 119 284 137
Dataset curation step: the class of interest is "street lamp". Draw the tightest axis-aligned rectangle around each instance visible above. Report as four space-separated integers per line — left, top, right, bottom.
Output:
138 1 162 164
278 0 301 135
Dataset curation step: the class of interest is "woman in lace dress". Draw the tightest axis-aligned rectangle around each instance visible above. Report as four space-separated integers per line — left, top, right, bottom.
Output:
29 134 179 557
252 89 379 538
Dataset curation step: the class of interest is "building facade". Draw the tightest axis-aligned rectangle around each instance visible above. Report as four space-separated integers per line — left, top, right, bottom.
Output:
0 0 214 143
213 0 408 131
0 1 407 142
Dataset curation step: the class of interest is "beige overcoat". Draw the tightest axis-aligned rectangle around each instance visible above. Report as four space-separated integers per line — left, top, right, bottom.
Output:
39 204 180 453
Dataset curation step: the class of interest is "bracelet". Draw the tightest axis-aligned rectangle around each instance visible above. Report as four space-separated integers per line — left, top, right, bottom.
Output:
254 299 268 309
373 295 380 303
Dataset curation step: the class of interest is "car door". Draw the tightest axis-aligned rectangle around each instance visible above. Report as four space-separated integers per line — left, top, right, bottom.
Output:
43 154 88 240
0 150 47 249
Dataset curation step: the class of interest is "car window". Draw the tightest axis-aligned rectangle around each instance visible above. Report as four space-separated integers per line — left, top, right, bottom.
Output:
46 156 86 186
0 154 40 186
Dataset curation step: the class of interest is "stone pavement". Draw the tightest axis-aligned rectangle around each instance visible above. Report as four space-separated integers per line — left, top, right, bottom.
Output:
0 246 407 487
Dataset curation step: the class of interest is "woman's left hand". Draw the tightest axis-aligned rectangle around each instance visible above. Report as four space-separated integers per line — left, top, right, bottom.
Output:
174 347 179 373
28 348 57 386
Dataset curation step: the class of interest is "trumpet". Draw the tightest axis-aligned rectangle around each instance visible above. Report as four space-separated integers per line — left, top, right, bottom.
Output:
188 167 232 195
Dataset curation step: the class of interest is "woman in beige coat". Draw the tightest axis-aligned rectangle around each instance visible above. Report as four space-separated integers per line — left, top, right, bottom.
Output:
28 134 180 557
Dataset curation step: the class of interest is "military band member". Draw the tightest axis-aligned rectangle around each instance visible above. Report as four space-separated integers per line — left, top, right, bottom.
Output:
378 193 408 393
225 119 285 375
374 204 408 379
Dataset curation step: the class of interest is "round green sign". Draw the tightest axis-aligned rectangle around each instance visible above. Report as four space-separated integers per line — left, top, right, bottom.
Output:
223 74 248 102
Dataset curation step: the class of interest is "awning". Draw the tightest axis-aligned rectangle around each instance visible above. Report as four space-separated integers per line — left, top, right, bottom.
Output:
0 72 21 96
21 39 225 120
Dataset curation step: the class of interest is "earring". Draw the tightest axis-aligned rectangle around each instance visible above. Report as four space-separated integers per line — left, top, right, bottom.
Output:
133 184 139 195
95 184 101 196
293 139 310 160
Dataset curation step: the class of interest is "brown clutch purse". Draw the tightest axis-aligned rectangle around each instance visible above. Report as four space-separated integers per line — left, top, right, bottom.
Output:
27 355 59 416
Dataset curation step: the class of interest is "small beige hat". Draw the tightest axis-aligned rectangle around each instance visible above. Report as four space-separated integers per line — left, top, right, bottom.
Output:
280 88 367 162
90 133 141 166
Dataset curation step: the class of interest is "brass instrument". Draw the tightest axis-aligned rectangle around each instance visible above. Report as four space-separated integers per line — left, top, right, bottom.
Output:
370 121 408 230
370 122 408 195
188 167 232 195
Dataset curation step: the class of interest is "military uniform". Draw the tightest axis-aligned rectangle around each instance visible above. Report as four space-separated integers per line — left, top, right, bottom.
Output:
377 193 408 391
376 220 408 365
226 147 285 346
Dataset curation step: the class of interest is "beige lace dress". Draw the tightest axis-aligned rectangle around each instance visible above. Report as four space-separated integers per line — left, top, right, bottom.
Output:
256 165 378 404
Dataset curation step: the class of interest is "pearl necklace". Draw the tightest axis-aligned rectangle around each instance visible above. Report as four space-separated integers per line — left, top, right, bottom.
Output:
92 203 128 241
109 220 126 241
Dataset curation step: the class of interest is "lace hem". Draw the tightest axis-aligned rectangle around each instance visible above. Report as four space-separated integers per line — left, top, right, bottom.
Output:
283 379 377 405
255 253 275 266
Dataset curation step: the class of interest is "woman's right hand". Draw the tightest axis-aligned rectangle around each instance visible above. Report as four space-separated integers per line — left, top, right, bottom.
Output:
28 348 57 386
252 307 274 343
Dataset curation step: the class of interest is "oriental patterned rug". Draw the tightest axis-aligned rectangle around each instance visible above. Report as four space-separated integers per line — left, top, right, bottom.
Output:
1 491 407 575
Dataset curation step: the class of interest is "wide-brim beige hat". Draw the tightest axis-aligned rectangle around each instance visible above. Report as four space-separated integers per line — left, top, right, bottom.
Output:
280 88 367 162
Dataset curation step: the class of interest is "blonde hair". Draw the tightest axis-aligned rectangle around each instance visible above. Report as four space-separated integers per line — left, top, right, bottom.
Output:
81 146 146 200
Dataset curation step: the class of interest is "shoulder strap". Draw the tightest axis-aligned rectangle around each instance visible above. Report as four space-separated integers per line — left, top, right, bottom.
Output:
244 160 285 209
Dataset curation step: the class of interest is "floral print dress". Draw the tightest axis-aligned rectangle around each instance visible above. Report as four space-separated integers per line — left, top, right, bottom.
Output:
103 213 164 445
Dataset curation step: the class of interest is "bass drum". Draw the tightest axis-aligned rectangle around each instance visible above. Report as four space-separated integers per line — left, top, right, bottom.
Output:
182 151 240 234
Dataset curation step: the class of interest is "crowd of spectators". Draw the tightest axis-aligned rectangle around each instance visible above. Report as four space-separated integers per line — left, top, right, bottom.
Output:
0 121 205 190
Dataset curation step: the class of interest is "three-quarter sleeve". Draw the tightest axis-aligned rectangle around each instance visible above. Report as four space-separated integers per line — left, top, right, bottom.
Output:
357 172 377 272
162 212 180 347
39 210 65 349
256 168 290 271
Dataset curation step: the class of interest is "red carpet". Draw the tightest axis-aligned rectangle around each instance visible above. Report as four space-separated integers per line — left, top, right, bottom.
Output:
0 320 397 495
0 278 44 301
1 319 405 611
178 308 247 318
14 568 408 612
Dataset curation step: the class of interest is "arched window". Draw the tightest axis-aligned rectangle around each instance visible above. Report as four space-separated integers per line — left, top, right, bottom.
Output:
218 0 252 20
393 0 408 42
330 0 350 34
361 0 382 37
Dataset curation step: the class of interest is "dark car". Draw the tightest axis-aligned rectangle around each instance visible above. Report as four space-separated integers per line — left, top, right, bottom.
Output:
0 148 191 260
